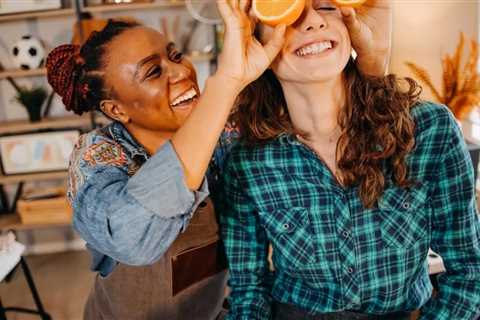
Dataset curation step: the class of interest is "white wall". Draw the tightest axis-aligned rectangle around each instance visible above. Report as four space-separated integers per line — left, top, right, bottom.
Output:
390 0 479 101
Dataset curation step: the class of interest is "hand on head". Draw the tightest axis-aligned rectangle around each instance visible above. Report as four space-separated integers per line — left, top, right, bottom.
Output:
215 0 287 92
339 0 392 75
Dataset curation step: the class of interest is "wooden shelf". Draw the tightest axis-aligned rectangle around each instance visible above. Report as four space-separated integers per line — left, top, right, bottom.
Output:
0 8 75 23
0 54 212 80
0 213 70 231
188 53 215 63
0 115 92 135
0 171 67 185
0 68 46 80
82 0 184 14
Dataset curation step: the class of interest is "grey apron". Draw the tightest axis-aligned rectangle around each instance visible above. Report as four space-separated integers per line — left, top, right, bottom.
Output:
83 198 228 320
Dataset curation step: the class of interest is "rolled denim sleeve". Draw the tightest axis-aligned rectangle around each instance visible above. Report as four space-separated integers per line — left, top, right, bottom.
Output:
71 140 208 266
127 142 208 218
420 111 480 319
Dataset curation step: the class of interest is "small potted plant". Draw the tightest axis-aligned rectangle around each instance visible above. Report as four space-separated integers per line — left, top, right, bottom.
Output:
14 86 47 122
406 32 480 179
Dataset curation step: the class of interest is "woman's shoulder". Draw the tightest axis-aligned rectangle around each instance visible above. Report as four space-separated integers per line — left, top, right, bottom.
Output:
69 125 130 179
409 101 463 158
67 125 129 203
228 138 279 161
410 101 457 133
223 138 280 175
72 126 128 167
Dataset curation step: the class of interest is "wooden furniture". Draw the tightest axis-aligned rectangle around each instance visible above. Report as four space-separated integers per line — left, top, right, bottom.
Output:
0 257 51 320
0 115 92 214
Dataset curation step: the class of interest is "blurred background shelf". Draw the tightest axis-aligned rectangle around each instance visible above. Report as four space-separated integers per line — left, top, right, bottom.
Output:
0 115 92 135
0 8 75 23
0 171 67 185
188 53 215 63
82 0 185 13
0 54 211 81
0 213 71 231
0 68 46 79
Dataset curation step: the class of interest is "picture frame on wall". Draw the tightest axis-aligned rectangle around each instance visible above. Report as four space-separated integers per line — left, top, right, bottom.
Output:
0 0 62 15
0 130 79 175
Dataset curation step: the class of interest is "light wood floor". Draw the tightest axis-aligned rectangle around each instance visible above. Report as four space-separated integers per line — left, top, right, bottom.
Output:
0 250 422 320
0 250 95 320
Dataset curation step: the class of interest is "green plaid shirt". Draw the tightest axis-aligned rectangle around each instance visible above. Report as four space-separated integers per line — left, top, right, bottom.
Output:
219 102 480 320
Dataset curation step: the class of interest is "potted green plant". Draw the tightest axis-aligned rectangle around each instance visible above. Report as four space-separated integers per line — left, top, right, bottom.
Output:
14 86 47 122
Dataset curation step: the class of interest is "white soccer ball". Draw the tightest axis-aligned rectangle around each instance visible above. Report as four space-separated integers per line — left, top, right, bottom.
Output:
11 35 46 70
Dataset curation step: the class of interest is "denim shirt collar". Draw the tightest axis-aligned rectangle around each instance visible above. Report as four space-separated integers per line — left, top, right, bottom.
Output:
107 121 149 162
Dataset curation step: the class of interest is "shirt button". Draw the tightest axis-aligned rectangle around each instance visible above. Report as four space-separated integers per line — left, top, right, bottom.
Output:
347 267 354 274
342 231 350 238
402 202 411 209
283 223 290 230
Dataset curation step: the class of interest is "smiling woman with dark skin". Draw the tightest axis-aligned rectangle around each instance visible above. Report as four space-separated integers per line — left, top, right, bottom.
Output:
45 0 393 318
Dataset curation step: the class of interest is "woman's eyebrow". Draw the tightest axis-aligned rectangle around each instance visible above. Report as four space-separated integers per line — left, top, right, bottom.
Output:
134 53 161 78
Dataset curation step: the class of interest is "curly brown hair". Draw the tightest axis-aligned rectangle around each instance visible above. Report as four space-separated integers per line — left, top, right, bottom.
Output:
232 58 422 208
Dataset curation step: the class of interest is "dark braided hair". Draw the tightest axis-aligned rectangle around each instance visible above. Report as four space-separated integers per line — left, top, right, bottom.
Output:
46 19 139 115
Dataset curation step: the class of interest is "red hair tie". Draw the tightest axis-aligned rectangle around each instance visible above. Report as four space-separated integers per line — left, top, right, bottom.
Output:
46 44 83 112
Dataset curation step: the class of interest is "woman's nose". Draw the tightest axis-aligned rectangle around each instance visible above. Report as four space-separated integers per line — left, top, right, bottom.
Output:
167 61 191 84
298 6 328 33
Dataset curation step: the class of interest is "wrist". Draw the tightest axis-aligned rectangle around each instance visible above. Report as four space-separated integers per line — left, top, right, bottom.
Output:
209 73 244 96
356 49 390 77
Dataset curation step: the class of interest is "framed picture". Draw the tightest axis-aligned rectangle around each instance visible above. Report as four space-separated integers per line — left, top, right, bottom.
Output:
0 0 62 15
0 130 79 175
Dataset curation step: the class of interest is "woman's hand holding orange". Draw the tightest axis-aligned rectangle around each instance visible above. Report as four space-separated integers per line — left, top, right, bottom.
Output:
340 0 392 76
215 0 287 93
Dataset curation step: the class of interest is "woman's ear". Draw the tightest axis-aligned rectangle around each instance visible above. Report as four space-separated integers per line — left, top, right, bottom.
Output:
100 100 131 124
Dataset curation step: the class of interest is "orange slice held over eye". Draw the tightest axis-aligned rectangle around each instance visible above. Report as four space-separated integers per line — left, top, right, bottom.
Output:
252 0 306 27
331 0 368 7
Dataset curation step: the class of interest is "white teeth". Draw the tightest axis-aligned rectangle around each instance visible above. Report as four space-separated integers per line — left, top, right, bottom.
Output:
171 88 197 107
296 41 333 57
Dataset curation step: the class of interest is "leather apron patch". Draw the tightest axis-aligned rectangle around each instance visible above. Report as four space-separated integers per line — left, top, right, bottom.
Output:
171 239 227 296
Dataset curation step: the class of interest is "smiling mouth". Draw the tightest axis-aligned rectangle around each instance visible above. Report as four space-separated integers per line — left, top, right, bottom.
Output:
170 87 199 108
295 40 337 57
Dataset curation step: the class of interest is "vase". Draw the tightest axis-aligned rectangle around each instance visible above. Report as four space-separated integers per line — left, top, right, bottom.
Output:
25 104 42 122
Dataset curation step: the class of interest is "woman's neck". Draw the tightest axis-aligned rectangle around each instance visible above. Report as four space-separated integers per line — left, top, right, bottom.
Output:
125 123 174 156
281 75 345 143
280 75 346 183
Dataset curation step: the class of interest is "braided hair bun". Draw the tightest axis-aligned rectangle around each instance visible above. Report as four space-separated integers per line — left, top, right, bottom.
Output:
46 44 83 113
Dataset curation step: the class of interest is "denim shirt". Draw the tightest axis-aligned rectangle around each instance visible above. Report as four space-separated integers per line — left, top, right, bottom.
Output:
68 121 235 277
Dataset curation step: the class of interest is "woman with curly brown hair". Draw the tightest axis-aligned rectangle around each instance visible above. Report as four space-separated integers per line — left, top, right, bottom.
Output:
219 1 480 319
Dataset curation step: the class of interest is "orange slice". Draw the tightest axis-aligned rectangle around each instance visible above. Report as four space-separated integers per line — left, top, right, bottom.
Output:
252 0 306 27
332 0 368 7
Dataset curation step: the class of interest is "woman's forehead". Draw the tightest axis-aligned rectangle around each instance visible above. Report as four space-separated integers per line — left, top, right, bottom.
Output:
107 27 168 62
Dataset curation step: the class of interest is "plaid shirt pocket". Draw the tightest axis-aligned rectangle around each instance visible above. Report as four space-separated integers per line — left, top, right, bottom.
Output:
378 184 431 248
261 207 317 269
